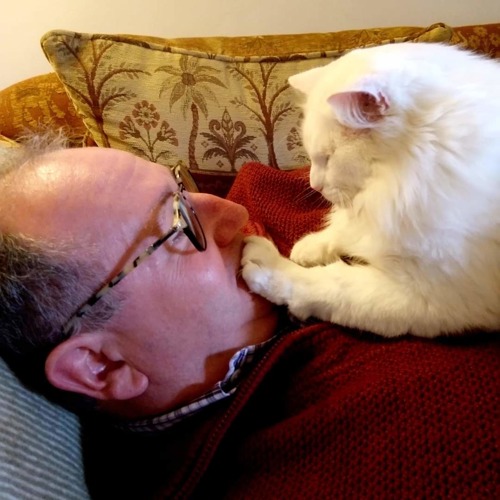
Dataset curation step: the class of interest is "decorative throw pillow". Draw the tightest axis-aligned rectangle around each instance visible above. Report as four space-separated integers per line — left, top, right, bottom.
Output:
41 24 453 196
0 356 89 499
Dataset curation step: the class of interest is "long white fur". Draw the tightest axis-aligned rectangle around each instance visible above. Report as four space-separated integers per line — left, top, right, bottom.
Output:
241 42 500 337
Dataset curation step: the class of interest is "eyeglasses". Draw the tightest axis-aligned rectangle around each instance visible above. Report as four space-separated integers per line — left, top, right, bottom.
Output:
61 162 206 337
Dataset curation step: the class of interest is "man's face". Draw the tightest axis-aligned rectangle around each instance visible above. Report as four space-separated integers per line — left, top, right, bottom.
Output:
5 147 277 416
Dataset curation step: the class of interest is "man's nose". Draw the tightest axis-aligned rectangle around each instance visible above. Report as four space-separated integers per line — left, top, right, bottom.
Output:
190 193 249 246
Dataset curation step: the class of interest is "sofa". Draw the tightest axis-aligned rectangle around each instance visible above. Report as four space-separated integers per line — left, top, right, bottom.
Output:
0 22 498 498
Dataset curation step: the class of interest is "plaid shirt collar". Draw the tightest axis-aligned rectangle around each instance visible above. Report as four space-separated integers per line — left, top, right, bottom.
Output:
114 337 274 434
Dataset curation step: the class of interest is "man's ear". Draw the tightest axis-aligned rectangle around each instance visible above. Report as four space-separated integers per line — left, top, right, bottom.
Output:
45 333 149 401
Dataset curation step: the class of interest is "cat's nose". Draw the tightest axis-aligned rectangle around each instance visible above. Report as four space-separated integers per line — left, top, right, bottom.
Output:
309 169 324 192
310 182 323 193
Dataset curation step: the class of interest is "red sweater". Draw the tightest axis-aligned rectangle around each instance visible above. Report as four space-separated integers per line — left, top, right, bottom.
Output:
84 164 499 500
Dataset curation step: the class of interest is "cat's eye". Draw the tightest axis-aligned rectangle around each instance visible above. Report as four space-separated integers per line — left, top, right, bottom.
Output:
312 154 330 168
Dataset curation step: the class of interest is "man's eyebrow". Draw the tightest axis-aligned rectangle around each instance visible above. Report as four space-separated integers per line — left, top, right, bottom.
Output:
140 166 178 230
147 183 176 232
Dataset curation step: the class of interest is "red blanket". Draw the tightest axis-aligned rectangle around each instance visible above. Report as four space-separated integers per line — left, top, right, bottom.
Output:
229 162 329 255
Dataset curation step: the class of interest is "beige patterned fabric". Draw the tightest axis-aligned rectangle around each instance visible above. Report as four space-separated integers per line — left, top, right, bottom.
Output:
41 24 453 196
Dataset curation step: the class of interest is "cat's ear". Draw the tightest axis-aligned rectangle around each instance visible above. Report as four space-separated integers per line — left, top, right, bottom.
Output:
327 91 389 128
288 66 327 94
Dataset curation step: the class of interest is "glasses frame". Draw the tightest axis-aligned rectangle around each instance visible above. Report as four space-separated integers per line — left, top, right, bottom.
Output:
61 162 206 337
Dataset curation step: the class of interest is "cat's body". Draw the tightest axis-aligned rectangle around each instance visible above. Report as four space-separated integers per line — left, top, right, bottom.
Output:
241 42 500 337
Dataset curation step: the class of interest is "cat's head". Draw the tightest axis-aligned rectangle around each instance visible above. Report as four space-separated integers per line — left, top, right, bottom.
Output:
288 43 470 207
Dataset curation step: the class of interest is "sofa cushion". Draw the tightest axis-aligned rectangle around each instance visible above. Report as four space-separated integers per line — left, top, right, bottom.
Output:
0 73 92 147
0 355 89 499
450 23 500 58
41 24 453 196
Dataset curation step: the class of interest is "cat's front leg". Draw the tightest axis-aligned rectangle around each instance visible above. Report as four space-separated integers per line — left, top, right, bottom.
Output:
242 235 337 321
241 236 297 306
290 228 339 267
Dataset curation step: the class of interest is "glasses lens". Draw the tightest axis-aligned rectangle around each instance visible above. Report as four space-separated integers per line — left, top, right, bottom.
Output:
172 162 199 193
178 193 207 251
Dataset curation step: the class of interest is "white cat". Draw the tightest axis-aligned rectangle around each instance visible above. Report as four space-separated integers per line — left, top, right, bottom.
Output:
241 42 500 338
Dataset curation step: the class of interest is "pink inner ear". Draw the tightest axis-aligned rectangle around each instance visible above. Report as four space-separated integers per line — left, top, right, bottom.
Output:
327 91 389 128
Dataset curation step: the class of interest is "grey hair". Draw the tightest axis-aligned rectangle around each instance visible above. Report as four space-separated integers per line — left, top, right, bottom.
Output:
0 128 70 177
0 232 118 356
0 132 119 409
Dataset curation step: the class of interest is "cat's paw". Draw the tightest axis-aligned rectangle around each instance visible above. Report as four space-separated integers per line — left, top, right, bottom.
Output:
290 233 337 267
241 236 293 305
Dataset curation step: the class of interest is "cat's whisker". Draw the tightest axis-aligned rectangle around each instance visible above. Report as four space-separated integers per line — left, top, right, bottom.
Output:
336 189 353 210
294 186 331 209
